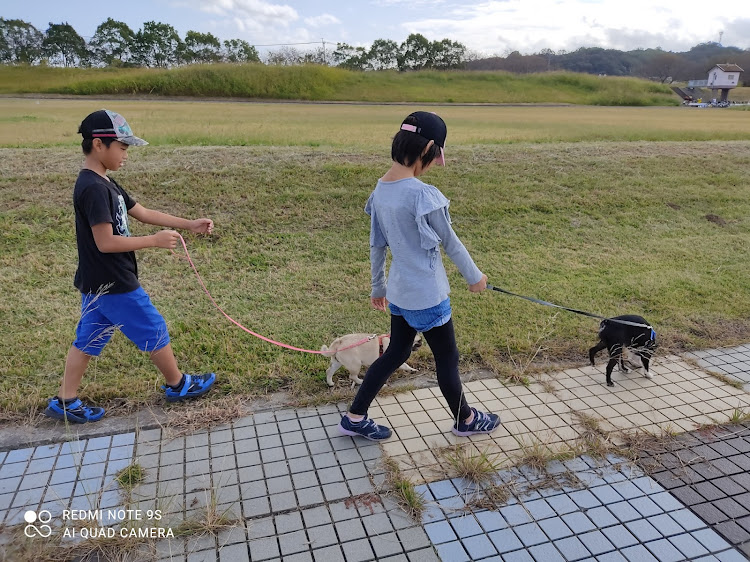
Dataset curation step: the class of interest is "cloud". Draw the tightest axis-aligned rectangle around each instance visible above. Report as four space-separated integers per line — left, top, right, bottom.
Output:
396 0 750 54
199 0 298 26
304 14 341 27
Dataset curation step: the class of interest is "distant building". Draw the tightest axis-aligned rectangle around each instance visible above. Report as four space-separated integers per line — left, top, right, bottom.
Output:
707 63 743 102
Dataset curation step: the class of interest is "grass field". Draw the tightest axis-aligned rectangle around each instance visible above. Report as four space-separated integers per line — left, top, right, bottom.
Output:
2 98 750 149
0 65 680 106
2 98 750 419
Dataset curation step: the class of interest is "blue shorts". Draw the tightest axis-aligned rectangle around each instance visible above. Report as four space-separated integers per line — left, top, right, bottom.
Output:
389 298 452 332
73 286 170 356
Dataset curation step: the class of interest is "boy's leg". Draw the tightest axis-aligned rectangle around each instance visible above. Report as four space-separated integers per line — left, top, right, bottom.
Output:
109 288 216 401
149 343 182 386
58 346 93 399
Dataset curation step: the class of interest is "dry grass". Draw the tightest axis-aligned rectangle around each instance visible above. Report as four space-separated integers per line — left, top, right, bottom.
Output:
173 490 238 538
0 523 158 562
162 395 247 438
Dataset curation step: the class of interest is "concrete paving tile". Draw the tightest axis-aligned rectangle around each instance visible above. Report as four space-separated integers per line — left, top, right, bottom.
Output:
692 527 733 552
488 528 524 554
474 509 507 533
460 533 498 559
435 541 470 562
537 516 573 541
513 522 548 547
553 535 590 561
371 532 405 558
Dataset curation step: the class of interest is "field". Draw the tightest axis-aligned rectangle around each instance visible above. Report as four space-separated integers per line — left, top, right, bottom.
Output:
2 97 750 419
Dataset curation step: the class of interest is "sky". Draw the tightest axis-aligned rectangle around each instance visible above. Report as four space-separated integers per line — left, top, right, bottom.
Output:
4 0 750 56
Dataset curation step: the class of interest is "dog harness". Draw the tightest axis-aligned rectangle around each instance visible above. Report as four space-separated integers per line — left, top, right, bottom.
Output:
378 335 387 357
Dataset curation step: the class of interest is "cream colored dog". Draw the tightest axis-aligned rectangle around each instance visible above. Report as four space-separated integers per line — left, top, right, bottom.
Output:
321 333 421 387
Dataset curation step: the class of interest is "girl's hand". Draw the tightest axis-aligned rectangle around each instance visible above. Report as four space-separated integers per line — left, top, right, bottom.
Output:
371 297 388 311
469 274 488 293
189 218 214 234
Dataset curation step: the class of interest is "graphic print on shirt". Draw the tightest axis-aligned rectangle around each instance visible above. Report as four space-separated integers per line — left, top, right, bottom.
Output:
115 195 130 236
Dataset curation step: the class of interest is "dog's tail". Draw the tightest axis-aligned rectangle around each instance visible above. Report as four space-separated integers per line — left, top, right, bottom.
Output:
320 344 335 357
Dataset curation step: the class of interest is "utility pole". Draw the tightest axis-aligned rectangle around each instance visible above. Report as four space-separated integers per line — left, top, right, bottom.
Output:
322 38 326 65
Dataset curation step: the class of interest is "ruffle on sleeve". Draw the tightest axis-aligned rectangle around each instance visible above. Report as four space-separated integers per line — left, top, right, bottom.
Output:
415 185 451 251
365 193 387 247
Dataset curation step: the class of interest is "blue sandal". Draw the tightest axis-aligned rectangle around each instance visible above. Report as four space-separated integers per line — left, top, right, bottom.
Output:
163 373 216 402
44 397 105 423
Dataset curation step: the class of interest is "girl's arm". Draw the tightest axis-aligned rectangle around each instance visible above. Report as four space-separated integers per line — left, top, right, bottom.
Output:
427 208 485 288
370 244 388 309
128 203 213 234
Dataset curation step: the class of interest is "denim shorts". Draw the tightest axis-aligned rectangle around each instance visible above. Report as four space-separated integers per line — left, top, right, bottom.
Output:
73 286 170 356
389 298 452 332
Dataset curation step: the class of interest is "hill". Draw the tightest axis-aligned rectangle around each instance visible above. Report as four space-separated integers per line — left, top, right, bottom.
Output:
0 65 677 106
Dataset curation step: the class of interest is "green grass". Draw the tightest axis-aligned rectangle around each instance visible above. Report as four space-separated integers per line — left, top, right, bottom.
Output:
0 64 680 105
2 100 750 417
2 99 750 149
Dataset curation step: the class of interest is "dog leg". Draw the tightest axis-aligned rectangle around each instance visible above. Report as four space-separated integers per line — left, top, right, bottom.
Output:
348 370 364 387
326 359 343 387
397 363 416 373
605 344 622 387
641 354 653 379
605 359 618 387
589 341 607 365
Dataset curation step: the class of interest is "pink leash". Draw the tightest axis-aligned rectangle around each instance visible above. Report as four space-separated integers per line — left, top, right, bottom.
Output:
173 234 371 355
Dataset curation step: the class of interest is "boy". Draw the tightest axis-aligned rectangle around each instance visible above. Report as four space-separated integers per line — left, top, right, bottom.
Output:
45 109 216 424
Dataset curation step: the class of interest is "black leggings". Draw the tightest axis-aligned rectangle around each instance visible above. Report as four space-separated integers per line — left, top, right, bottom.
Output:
349 314 471 421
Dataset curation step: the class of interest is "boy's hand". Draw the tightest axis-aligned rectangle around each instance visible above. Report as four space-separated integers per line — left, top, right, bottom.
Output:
189 218 214 234
469 274 488 293
153 230 181 249
371 297 388 311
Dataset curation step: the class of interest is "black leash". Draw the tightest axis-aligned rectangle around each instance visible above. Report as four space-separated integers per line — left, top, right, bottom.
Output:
486 284 652 329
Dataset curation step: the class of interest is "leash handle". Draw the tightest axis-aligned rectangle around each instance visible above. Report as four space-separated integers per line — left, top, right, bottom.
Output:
486 284 652 329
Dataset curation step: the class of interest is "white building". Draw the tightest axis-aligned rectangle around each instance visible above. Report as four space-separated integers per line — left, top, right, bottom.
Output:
707 63 743 102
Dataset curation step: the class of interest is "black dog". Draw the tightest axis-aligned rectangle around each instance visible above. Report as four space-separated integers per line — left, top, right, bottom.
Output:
588 315 657 387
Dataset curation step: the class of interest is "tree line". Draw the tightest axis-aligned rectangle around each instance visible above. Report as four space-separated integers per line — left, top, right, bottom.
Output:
0 17 467 70
468 43 750 83
1 16 748 83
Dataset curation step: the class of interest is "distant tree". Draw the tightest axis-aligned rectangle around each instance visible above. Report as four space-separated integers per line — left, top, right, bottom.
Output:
399 33 432 71
131 21 182 67
431 38 466 69
641 52 683 82
367 39 399 70
303 46 328 65
222 39 260 63
538 48 556 71
43 22 88 67
265 46 303 66
182 30 221 64
0 18 43 64
332 42 368 70
89 18 134 66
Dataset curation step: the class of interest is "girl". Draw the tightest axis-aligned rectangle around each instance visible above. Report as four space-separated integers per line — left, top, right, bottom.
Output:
338 111 501 440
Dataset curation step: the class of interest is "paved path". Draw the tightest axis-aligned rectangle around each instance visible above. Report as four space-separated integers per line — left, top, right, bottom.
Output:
2 346 750 561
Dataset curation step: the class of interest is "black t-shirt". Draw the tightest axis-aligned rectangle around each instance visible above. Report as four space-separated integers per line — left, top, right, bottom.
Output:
73 169 140 294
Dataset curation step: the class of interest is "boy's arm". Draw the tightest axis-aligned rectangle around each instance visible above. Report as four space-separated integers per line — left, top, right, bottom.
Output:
91 222 180 252
128 203 213 234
